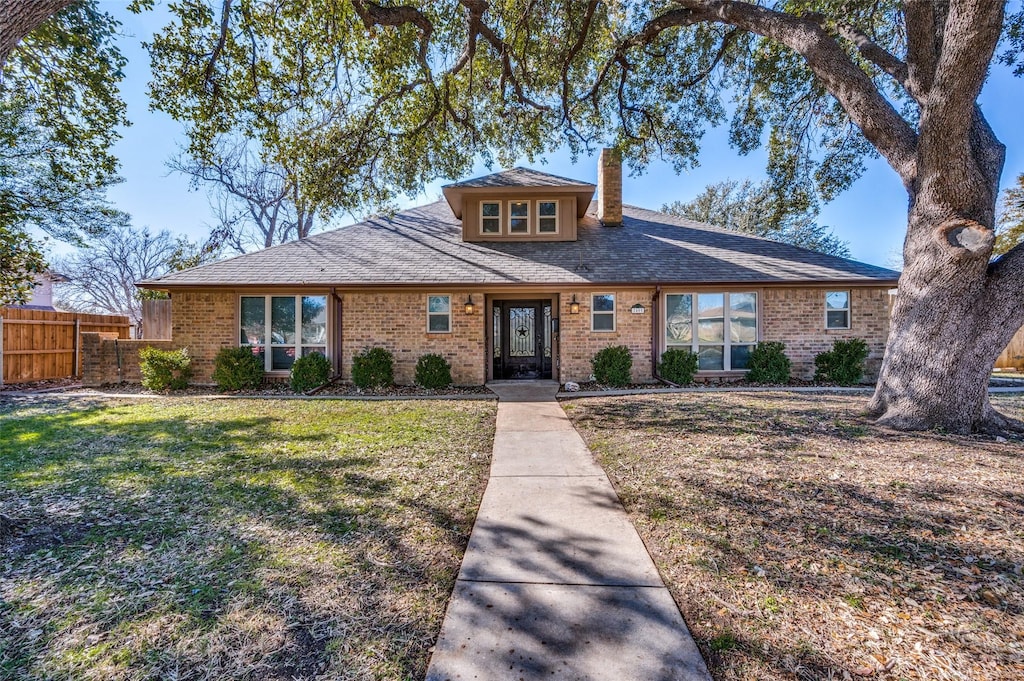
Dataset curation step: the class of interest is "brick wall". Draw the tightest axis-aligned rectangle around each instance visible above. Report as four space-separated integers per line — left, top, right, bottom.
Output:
559 289 656 383
170 290 236 382
81 333 176 386
342 291 486 385
761 287 892 380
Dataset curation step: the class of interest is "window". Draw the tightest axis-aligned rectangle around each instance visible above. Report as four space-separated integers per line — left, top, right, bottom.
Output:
240 295 327 371
538 200 558 233
481 201 501 234
665 292 757 371
826 291 851 329
509 201 530 234
428 295 451 333
592 293 616 331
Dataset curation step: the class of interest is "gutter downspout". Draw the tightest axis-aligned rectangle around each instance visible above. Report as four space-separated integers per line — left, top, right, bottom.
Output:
331 288 343 379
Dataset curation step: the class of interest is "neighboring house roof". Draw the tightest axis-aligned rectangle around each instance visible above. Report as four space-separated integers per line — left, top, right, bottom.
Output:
143 200 900 289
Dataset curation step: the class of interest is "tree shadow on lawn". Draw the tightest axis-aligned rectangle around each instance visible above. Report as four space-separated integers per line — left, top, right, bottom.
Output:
569 393 1024 679
0 397 493 680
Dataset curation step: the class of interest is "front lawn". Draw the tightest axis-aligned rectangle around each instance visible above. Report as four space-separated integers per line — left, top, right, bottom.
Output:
565 393 1024 681
0 396 496 680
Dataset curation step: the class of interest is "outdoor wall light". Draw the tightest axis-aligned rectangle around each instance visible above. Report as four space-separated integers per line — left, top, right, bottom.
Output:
569 294 580 314
630 303 646 315
464 295 475 315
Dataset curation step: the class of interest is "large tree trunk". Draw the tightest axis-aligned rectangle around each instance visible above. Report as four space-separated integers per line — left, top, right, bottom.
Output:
0 0 73 68
869 176 1023 434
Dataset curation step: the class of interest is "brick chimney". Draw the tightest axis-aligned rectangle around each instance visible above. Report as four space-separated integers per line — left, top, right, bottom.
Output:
597 148 622 226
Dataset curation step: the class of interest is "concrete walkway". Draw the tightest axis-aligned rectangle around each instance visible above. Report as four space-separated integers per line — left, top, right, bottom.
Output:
425 381 711 681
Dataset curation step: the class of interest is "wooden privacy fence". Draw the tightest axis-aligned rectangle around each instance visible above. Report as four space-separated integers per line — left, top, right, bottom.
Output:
996 326 1024 370
142 299 172 339
0 307 131 385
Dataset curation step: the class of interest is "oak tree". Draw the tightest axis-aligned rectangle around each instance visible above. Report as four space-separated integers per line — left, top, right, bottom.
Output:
663 179 850 257
145 0 1024 433
0 1 130 301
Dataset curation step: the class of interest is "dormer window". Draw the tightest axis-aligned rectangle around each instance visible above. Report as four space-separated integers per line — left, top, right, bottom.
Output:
481 201 501 234
509 201 530 234
538 201 558 233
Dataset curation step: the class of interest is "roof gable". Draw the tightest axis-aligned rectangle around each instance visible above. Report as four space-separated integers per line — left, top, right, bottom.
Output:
441 167 596 219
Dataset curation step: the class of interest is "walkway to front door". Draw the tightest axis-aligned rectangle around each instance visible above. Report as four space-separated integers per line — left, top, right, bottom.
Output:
492 300 553 380
425 380 711 680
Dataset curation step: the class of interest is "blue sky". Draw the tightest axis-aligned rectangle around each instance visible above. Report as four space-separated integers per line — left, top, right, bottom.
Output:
99 2 1023 269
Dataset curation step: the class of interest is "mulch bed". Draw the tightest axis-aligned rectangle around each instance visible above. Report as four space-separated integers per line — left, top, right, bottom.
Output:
0 377 81 393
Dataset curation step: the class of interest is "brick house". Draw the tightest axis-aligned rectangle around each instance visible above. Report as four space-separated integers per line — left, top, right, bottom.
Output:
97 150 898 387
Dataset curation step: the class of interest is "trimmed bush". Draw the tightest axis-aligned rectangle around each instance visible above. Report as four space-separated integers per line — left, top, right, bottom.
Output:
290 352 331 393
415 353 453 389
351 347 394 389
212 346 264 391
659 348 698 385
814 338 870 385
139 346 191 391
592 345 633 387
746 341 792 384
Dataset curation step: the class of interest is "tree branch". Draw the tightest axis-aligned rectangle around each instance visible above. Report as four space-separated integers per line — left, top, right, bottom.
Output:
0 0 74 68
668 1 919 183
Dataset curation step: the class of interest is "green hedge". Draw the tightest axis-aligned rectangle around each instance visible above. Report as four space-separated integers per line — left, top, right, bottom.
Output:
658 348 698 385
212 346 264 391
746 341 792 384
290 352 331 393
352 347 394 389
415 353 453 389
139 346 191 391
814 338 869 385
592 345 633 387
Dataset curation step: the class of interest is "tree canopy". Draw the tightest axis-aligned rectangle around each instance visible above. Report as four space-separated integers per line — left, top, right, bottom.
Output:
995 173 1024 256
0 1 129 301
663 179 850 257
145 0 1024 432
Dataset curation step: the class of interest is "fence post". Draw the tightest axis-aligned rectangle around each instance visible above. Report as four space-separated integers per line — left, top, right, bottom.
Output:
73 317 81 378
0 316 4 387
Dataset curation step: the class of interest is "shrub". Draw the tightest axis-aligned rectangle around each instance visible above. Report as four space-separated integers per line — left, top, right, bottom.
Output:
351 347 394 389
746 341 792 384
290 352 332 393
814 338 870 385
591 345 633 387
138 346 191 391
658 348 698 385
415 353 453 389
212 346 264 391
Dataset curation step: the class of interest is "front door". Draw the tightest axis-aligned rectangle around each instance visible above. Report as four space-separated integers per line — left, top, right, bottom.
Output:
493 300 552 379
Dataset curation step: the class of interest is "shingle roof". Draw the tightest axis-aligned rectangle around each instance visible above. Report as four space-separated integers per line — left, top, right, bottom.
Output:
143 200 900 288
443 167 595 189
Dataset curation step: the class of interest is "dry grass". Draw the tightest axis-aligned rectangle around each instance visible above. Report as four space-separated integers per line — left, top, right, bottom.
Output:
565 392 1024 681
0 396 496 680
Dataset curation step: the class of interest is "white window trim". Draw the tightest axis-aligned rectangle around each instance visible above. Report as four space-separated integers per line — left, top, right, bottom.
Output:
239 295 329 372
427 294 452 334
663 291 759 371
480 200 502 235
507 199 532 235
591 293 616 332
825 290 852 330
536 199 559 235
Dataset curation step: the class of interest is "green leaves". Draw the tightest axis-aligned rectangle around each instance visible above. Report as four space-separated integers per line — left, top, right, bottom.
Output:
662 178 850 257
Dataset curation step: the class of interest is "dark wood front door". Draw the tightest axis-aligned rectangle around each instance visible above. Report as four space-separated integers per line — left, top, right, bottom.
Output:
493 300 552 380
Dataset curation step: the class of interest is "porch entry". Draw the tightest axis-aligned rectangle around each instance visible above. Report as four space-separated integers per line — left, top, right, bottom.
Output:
492 300 554 380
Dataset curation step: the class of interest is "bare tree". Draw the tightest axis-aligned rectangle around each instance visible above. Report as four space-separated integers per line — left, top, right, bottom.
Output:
53 222 181 328
169 137 321 253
